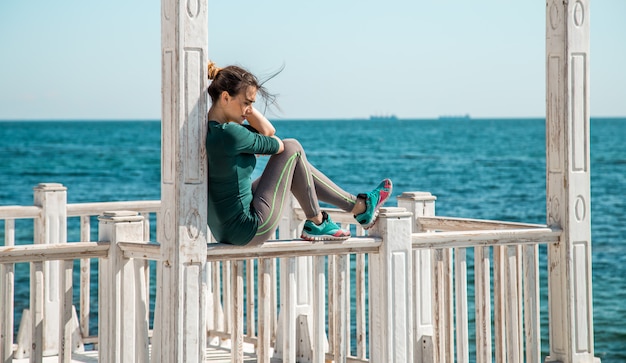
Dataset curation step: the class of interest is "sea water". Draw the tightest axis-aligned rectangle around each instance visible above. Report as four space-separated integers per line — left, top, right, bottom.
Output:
0 118 624 361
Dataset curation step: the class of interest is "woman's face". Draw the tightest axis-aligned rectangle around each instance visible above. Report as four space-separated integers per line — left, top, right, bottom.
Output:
226 86 257 124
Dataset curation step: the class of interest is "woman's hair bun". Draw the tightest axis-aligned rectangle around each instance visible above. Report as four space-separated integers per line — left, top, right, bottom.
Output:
207 61 221 80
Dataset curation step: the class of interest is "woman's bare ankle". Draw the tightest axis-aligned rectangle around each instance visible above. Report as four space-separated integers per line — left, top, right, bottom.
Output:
310 212 324 225
351 197 366 215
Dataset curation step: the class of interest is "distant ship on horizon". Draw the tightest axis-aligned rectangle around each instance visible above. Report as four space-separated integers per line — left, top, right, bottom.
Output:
369 114 398 121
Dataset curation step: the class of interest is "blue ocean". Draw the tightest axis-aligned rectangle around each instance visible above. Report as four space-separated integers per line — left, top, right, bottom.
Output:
0 118 624 361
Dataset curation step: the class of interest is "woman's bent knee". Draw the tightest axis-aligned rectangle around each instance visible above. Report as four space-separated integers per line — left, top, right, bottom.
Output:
282 138 303 154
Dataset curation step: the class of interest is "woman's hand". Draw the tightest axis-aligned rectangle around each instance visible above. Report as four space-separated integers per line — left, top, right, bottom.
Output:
246 107 276 136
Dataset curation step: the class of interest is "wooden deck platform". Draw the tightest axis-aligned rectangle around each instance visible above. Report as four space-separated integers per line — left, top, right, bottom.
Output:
11 345 262 362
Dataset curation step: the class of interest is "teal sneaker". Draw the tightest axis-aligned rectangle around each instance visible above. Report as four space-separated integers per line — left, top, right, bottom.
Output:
301 211 350 241
354 178 393 230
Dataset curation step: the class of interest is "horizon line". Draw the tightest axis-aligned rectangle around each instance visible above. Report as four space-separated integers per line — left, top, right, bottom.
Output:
1 115 626 122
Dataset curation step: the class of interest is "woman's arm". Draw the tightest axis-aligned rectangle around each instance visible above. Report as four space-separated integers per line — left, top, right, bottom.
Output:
246 107 276 136
272 135 284 154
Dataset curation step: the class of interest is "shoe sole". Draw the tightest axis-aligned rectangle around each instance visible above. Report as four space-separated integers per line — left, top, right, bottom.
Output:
301 233 350 242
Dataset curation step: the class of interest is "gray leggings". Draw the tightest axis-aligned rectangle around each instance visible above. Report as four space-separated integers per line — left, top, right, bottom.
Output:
249 138 356 244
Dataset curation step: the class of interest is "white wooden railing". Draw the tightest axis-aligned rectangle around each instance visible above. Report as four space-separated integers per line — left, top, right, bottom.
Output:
1 184 568 363
0 183 160 363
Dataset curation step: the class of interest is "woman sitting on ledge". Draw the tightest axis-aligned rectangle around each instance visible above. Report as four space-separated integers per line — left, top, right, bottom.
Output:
205 61 392 246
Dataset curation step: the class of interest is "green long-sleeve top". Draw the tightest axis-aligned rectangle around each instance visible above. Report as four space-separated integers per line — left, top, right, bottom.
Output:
206 120 281 245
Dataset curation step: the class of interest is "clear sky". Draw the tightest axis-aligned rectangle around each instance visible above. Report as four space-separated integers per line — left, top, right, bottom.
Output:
0 0 624 120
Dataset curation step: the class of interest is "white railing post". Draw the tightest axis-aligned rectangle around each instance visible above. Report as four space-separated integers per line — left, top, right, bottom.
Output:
545 1 598 362
156 0 208 361
98 211 149 363
275 195 315 362
15 183 83 360
1 219 15 363
369 207 413 363
397 192 436 363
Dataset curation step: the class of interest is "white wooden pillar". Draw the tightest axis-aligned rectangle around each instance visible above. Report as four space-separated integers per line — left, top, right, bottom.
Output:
369 207 413 363
154 0 208 361
98 211 150 363
545 1 598 362
397 192 436 363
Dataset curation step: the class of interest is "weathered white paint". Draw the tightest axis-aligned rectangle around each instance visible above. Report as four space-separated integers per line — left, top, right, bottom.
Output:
410 227 561 248
545 0 598 362
455 247 469 363
474 245 492 363
0 219 15 363
397 192 435 363
79 215 91 340
355 251 367 360
13 183 83 360
98 211 150 363
504 246 522 363
232 260 244 363
312 256 326 363
523 244 541 363
0 243 109 264
417 215 547 231
273 197 316 362
154 0 209 361
432 248 453 363
369 207 413 363
257 258 273 363
333 254 348 362
493 246 506 363
35 183 65 358
0 191 600 363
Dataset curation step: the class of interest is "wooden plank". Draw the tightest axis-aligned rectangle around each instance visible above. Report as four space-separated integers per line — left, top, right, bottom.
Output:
232 261 244 363
493 246 506 363
118 242 161 261
454 248 469 363
312 256 326 363
66 201 160 216
223 262 232 334
31 261 44 361
411 228 560 249
416 216 548 232
443 249 454 362
59 260 73 363
0 243 109 264
346 254 352 357
1 219 15 363
432 249 444 363
355 253 366 360
206 237 380 262
281 257 296 363
257 259 271 363
0 206 40 219
212 261 224 333
505 246 521 363
270 259 277 345
79 216 91 339
246 259 255 339
523 244 541 363
515 245 524 360
474 246 492 363
327 256 335 359
334 255 348 363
